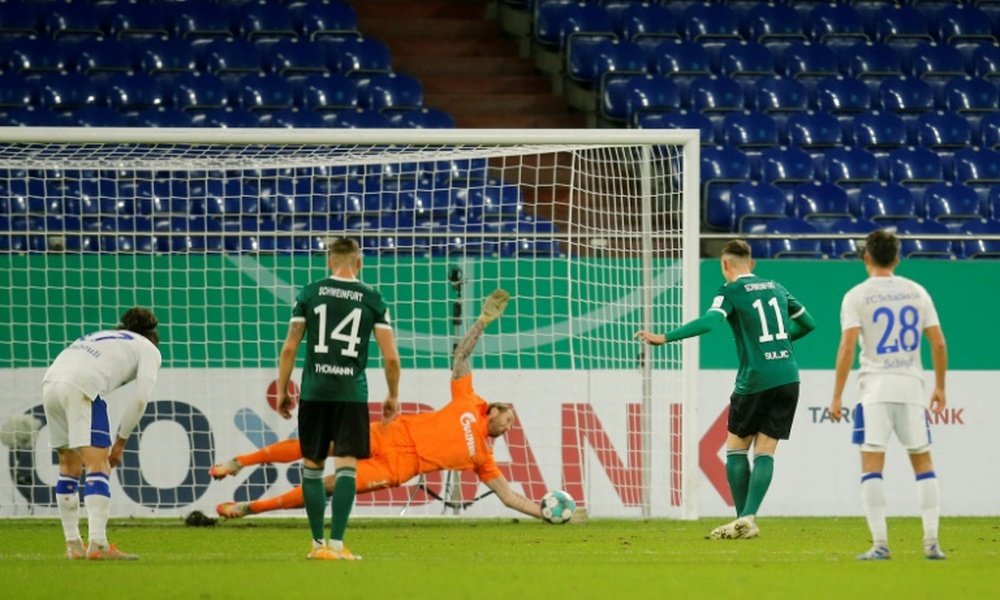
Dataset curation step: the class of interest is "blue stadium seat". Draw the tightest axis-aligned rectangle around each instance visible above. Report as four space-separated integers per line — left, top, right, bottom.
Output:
238 74 295 112
132 107 194 128
718 41 776 80
331 108 393 128
292 1 359 41
73 39 136 74
106 2 170 40
170 3 234 40
202 39 263 75
192 108 259 128
569 38 645 88
689 75 745 113
294 73 357 111
35 73 100 110
753 76 808 114
793 180 854 223
852 111 908 151
953 148 1000 184
44 2 104 40
138 38 198 75
616 3 678 45
815 76 872 115
908 43 966 81
651 40 711 79
972 44 1000 80
786 110 843 149
622 74 680 125
879 77 935 114
0 74 32 110
387 108 455 129
980 112 1000 149
824 147 880 188
924 182 984 222
858 182 918 222
681 3 740 44
172 73 229 111
101 72 167 112
807 4 868 47
935 5 994 46
364 73 423 112
888 147 945 185
702 145 752 230
267 39 330 76
944 76 999 114
73 106 129 127
536 2 613 50
893 218 954 259
723 111 779 151
334 37 392 75
4 38 68 74
782 42 839 81
731 181 789 232
873 5 933 47
822 217 880 258
635 110 714 145
917 111 973 150
745 217 824 259
760 146 814 186
745 3 806 46
842 42 904 82
956 218 1000 258
0 2 40 39
237 4 297 41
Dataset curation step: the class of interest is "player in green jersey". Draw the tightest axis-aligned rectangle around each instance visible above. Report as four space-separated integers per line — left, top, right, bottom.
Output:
276 237 401 561
635 239 816 540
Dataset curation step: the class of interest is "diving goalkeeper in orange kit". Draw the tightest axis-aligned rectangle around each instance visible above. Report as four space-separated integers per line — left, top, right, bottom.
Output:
212 289 549 521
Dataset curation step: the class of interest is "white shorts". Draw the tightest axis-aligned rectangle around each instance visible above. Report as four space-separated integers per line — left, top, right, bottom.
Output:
852 402 931 454
42 381 112 450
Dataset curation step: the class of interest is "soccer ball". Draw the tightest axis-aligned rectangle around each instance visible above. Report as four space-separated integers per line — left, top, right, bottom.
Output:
0 414 42 449
540 489 576 524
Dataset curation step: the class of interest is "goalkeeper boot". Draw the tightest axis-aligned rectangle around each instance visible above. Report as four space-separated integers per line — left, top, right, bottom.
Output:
65 538 86 560
857 545 891 561
329 546 362 561
481 289 510 324
209 459 242 480
924 541 946 560
736 516 759 539
216 501 250 519
87 542 138 561
707 517 754 540
306 546 338 561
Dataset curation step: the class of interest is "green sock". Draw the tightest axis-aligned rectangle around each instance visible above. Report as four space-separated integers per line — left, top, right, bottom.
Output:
302 466 327 542
725 450 750 517
329 467 357 544
740 454 774 518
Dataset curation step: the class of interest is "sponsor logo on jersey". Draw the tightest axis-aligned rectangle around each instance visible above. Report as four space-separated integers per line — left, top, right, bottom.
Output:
743 281 775 292
314 364 355 376
460 412 477 457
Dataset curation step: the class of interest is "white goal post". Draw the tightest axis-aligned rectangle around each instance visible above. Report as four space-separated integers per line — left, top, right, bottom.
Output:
0 127 700 520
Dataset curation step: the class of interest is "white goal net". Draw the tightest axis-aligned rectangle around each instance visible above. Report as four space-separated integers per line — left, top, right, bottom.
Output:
0 128 699 519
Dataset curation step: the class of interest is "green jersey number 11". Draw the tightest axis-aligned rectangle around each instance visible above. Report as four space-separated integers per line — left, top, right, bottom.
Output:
312 305 362 357
752 297 788 343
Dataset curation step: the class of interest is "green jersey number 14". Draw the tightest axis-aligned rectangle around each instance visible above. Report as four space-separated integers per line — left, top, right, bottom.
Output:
313 305 363 358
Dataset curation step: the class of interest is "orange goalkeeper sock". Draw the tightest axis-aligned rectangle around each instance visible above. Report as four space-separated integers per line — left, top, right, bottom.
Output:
249 486 305 514
237 439 302 467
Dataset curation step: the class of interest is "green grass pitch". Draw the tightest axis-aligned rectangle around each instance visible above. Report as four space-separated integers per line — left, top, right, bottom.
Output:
1 517 998 599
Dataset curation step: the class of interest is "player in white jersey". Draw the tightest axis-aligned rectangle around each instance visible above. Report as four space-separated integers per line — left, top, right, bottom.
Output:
829 230 948 561
42 307 162 561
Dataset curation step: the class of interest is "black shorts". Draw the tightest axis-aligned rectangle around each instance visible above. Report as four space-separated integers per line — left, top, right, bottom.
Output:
728 382 800 440
297 401 371 462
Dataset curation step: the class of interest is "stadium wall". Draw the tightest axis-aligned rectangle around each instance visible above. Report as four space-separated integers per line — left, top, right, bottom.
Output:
1 258 996 517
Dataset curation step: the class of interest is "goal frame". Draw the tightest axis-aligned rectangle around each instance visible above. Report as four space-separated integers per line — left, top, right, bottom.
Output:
0 127 701 519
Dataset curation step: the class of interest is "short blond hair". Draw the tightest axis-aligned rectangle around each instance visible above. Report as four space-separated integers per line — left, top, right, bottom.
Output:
327 237 361 268
721 239 752 261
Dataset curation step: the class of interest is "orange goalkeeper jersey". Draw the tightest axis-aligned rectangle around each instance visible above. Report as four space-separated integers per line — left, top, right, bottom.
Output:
397 373 502 482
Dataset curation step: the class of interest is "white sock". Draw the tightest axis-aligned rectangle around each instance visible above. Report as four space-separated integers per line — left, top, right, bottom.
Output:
57 492 81 542
916 473 940 543
861 473 888 546
329 539 344 551
84 472 112 546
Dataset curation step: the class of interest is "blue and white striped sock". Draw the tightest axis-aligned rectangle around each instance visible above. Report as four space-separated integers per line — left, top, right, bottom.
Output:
55 475 81 542
84 472 111 546
916 471 939 543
